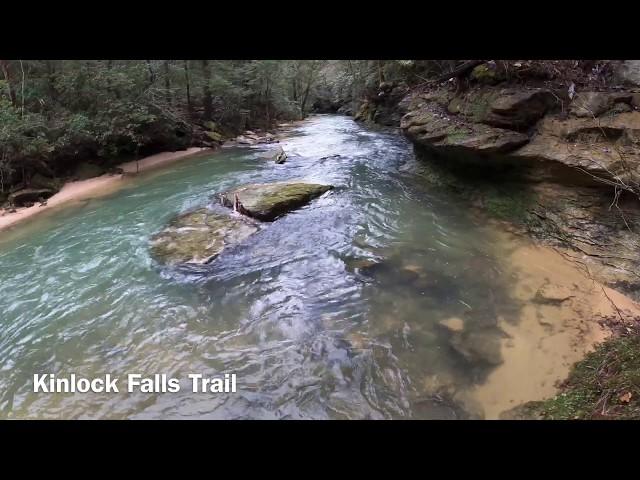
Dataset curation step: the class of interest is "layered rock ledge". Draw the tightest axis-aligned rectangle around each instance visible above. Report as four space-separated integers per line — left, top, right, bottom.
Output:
399 80 640 298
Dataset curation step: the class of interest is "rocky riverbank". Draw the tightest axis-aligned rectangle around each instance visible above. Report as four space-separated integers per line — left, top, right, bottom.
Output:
354 60 640 418
393 61 640 302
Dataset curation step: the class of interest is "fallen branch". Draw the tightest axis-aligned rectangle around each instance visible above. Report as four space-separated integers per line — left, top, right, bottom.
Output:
430 60 486 85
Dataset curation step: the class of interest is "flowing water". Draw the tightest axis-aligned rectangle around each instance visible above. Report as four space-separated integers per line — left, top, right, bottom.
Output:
0 115 607 419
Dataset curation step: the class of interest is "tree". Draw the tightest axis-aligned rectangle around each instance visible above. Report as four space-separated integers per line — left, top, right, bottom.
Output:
201 60 213 121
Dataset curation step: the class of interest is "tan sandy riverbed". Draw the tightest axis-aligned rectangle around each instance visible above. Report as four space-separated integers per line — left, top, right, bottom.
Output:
468 228 640 419
0 148 210 233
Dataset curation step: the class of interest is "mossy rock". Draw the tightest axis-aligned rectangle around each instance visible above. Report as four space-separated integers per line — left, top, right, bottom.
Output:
203 121 217 131
220 182 333 221
470 63 505 85
205 131 224 142
150 208 259 265
448 97 464 114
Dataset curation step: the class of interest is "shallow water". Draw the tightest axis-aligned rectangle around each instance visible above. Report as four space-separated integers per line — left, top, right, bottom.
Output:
0 115 602 419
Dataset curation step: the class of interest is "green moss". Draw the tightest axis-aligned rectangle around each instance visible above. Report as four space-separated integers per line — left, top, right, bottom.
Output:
205 131 224 142
526 335 640 419
470 64 505 85
445 132 469 144
222 183 333 221
203 121 217 131
468 91 499 122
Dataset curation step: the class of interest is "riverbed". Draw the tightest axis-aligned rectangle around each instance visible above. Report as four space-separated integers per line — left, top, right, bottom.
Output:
0 115 634 419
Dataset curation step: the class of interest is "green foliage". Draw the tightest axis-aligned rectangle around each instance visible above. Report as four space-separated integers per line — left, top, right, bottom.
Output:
0 59 422 190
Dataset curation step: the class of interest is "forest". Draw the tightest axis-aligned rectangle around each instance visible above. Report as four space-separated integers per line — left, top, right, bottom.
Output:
0 59 437 200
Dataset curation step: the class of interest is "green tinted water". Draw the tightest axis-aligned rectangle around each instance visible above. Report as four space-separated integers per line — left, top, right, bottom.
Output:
0 115 521 419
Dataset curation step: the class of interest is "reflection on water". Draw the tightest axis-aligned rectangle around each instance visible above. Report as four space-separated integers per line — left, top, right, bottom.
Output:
0 115 606 419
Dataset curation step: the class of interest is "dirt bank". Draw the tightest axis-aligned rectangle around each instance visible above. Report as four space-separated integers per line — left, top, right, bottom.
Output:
0 148 209 233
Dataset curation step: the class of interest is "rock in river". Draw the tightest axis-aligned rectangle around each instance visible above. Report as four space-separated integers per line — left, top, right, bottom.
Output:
220 182 333 221
150 208 259 265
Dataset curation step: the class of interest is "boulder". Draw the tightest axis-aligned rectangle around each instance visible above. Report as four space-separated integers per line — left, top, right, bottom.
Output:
569 91 633 118
274 148 287 164
220 182 333 221
337 104 353 116
482 89 559 129
203 121 217 131
8 188 56 207
205 131 224 143
149 208 259 265
470 62 505 85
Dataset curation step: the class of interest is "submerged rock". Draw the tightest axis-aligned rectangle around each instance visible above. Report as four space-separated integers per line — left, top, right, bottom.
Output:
439 317 466 333
220 182 333 221
533 284 574 305
449 330 503 366
150 208 259 265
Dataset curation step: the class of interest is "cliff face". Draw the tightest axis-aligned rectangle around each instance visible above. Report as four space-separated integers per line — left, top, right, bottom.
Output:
379 61 640 299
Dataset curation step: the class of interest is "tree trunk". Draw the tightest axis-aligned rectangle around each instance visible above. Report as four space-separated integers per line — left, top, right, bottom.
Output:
46 60 57 103
163 60 171 106
183 60 192 115
300 82 312 116
201 60 213 121
0 60 16 106
378 60 385 85
431 60 486 84
146 60 155 86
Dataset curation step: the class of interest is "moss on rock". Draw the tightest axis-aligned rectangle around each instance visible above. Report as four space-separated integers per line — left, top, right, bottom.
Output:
150 208 259 265
220 182 333 221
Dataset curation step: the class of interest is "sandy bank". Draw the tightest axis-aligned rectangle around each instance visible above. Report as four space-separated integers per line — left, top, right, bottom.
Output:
469 229 640 419
0 147 210 233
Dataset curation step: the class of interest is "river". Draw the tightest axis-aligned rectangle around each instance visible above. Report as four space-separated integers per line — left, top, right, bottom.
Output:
0 115 614 419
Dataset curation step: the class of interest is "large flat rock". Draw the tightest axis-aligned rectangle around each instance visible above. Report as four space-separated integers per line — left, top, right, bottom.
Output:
511 112 640 185
401 109 529 154
220 182 333 221
482 88 558 129
150 208 259 265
